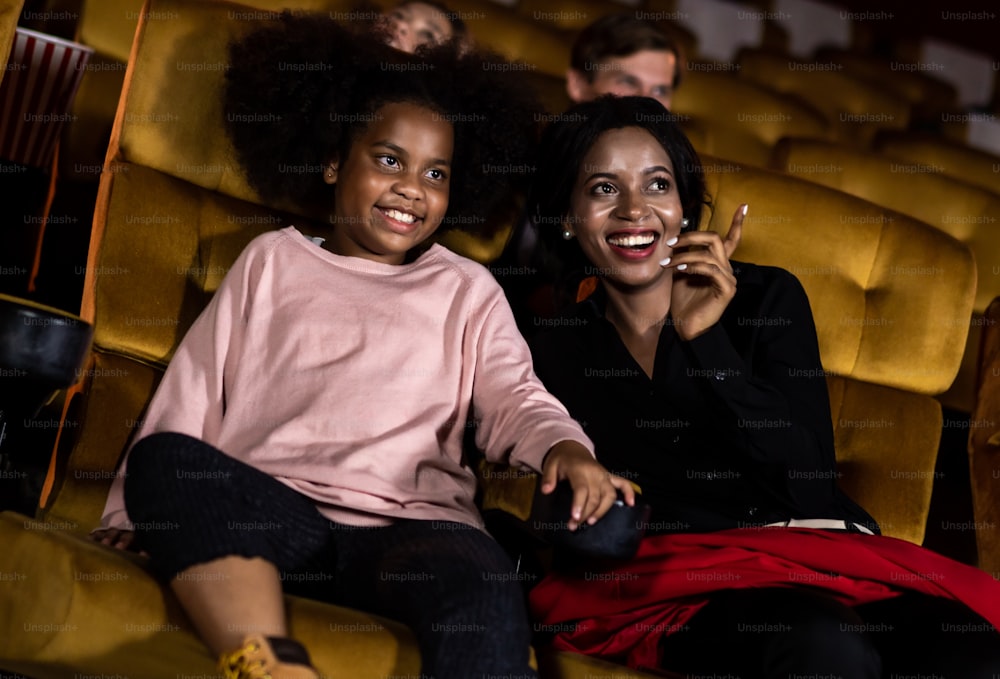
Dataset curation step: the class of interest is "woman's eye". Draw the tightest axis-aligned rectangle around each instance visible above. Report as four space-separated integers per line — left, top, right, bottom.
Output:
650 177 670 191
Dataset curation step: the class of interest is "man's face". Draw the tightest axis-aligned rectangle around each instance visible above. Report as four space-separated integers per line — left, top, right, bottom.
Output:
568 49 678 110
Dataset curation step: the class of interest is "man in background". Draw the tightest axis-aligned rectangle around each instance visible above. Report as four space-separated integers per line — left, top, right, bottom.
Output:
565 13 683 111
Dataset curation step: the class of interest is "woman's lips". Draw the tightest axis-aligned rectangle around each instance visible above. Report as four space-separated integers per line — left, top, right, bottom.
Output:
605 230 659 260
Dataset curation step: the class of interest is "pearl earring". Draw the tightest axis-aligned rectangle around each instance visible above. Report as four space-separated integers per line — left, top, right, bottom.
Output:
682 217 690 228
562 229 574 240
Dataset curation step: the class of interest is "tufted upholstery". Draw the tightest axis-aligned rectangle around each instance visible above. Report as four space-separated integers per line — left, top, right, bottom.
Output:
813 47 959 124
736 49 911 146
770 137 999 412
873 130 1000 196
671 69 830 165
0 0 663 677
699 156 975 542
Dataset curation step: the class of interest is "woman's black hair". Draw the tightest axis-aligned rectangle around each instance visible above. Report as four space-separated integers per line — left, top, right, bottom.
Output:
223 12 540 233
527 96 709 273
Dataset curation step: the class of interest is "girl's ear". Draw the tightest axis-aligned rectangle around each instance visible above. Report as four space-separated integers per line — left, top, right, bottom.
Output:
324 159 339 185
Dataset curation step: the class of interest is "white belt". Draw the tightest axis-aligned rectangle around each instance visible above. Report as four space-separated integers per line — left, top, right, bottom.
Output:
763 518 875 535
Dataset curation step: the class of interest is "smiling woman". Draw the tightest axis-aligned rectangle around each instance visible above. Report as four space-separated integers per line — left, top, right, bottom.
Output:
524 95 1000 677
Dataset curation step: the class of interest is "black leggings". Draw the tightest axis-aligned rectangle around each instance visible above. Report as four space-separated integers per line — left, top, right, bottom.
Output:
658 586 1000 679
123 432 537 679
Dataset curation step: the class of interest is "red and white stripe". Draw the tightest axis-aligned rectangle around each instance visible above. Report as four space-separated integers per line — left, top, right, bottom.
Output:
0 27 93 169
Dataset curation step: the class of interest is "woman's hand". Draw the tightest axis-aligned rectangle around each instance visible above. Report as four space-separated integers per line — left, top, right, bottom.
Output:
662 204 746 341
90 527 146 555
541 441 636 531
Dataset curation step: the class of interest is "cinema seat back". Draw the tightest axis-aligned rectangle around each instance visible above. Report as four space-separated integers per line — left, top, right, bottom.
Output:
699 156 975 544
771 137 999 412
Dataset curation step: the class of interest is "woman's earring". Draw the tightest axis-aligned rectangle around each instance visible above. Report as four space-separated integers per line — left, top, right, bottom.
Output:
681 217 690 229
325 169 335 180
562 229 574 240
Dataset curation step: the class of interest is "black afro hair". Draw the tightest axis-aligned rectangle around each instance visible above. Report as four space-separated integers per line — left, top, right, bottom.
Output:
223 12 543 235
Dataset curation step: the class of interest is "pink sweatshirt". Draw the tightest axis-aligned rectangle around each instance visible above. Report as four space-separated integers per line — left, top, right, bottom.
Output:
100 227 593 530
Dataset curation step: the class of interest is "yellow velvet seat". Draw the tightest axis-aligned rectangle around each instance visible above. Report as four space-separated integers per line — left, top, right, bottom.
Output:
736 49 911 146
813 47 959 126
671 69 830 166
0 0 661 677
514 0 626 31
699 155 975 543
0 0 24 85
873 130 1000 196
770 137 999 412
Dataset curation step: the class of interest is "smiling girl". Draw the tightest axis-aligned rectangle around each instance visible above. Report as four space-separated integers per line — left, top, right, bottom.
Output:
90 15 632 679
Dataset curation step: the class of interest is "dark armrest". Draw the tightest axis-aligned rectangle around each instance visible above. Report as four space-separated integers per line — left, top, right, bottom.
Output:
0 293 93 415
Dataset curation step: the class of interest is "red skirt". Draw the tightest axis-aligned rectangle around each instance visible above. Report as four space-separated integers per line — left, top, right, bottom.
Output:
529 528 1000 670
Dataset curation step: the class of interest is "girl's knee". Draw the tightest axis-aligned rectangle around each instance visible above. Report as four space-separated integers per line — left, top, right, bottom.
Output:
124 432 220 509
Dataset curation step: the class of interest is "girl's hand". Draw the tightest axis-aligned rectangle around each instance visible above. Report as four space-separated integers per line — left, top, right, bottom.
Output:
91 528 147 555
540 441 636 531
661 204 746 341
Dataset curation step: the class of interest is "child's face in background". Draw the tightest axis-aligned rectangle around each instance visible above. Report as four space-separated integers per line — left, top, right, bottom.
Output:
325 101 453 265
384 2 453 53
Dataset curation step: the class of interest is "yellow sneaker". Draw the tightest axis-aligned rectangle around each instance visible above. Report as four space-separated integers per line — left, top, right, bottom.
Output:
218 634 319 679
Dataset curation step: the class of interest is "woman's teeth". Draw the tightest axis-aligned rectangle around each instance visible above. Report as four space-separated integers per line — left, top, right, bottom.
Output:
384 208 416 224
607 233 656 248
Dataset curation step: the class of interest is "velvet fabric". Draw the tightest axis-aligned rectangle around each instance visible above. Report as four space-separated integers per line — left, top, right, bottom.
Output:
737 49 911 145
874 130 1000 195
671 70 831 166
771 137 998 411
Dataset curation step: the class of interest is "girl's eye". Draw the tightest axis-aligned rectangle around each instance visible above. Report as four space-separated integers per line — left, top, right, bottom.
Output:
426 168 447 181
378 155 399 168
590 182 615 195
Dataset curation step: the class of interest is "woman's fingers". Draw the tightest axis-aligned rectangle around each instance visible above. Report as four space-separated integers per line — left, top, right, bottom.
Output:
724 204 746 258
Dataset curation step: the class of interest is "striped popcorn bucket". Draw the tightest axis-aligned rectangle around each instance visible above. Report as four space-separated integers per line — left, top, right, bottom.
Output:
0 27 93 169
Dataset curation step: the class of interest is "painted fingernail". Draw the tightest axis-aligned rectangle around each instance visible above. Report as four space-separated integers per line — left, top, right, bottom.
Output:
659 257 671 267
677 264 688 271
666 236 678 246
742 204 748 216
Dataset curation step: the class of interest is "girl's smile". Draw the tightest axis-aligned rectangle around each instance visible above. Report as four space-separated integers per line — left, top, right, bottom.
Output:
324 101 453 265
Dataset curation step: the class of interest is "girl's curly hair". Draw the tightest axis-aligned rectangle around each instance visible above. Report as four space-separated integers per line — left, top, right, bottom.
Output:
223 12 542 234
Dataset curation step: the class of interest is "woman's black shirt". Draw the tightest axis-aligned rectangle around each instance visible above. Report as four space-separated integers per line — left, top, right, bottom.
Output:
529 261 877 534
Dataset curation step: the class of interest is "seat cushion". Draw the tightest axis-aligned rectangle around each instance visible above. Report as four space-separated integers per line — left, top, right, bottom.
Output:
0 511 422 679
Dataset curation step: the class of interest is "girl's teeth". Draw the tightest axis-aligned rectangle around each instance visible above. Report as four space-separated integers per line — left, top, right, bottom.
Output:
385 208 415 224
